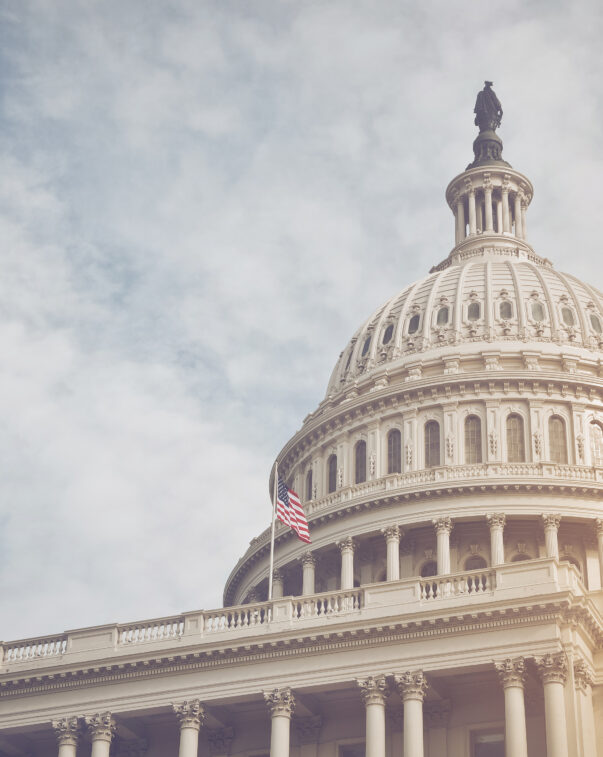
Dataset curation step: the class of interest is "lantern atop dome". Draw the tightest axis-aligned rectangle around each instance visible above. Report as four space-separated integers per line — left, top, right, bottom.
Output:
468 81 511 169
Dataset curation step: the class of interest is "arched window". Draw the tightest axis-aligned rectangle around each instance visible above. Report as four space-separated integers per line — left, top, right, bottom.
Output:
590 313 602 334
591 423 603 467
420 561 437 577
548 416 568 463
500 300 513 319
531 301 545 321
355 440 366 484
506 414 526 462
465 555 487 571
388 429 402 474
305 469 313 501
327 454 337 493
408 314 420 334
382 324 394 344
361 336 371 357
464 415 482 464
436 306 449 326
344 349 353 372
561 307 575 326
468 301 481 321
424 421 440 468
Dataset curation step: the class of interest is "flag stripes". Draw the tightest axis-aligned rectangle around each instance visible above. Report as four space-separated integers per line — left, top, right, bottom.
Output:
276 476 311 544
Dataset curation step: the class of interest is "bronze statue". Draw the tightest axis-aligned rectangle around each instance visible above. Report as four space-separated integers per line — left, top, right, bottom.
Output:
474 81 502 132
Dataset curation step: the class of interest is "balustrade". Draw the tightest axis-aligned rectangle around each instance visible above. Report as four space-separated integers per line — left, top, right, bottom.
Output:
420 568 495 600
118 616 184 644
292 589 362 619
3 634 67 662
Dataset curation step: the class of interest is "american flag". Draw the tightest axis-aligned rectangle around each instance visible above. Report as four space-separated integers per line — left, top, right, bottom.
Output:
276 476 311 544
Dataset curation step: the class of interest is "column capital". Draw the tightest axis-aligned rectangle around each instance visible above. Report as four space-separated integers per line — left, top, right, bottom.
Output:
356 674 388 706
535 652 568 685
301 551 316 568
85 712 116 742
337 537 357 554
52 717 80 747
494 657 526 688
264 687 295 717
432 516 453 535
382 524 401 542
573 659 595 692
541 513 561 530
272 567 284 582
594 517 603 536
486 513 506 529
394 671 428 702
172 700 205 730
207 726 235 756
293 716 322 745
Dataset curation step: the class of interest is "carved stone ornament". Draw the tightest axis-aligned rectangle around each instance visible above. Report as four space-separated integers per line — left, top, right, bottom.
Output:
85 712 116 742
394 671 428 702
495 657 526 688
369 452 376 477
595 518 603 537
516 542 526 554
264 687 295 717
172 700 205 730
337 467 343 489
469 543 480 555
486 513 506 530
535 652 568 686
272 567 284 582
541 514 561 531
356 674 388 706
382 524 401 542
573 659 595 692
488 430 497 455
432 516 453 535
337 536 356 554
533 432 542 456
301 552 316 568
52 717 80 747
207 727 235 756
293 716 322 745
405 443 413 466
446 435 454 459
576 434 585 462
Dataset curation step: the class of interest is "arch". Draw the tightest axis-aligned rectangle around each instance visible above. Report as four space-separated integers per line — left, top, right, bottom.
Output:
420 560 437 578
305 468 313 501
387 429 402 474
548 415 568 464
464 415 482 464
327 454 337 493
590 422 603 467
499 300 513 320
467 301 481 321
465 555 487 571
506 414 526 462
436 306 449 326
424 420 440 468
382 323 394 344
354 440 367 484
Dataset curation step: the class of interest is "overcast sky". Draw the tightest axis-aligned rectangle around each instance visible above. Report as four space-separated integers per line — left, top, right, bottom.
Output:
1 1 602 640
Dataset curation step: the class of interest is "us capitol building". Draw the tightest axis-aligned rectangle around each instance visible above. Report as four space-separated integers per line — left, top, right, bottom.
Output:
1 84 602 757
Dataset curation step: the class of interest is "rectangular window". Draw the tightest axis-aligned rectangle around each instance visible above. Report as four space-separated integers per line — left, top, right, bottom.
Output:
472 732 504 757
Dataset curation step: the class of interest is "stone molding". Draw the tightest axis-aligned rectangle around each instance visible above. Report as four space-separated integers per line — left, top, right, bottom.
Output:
172 700 205 730
573 659 595 692
535 652 568 685
494 656 526 688
85 712 116 742
264 687 295 717
432 516 453 535
541 514 562 530
207 726 234 755
382 524 401 542
486 513 506 529
394 671 428 702
356 674 388 706
337 537 357 554
293 716 322 745
52 716 80 747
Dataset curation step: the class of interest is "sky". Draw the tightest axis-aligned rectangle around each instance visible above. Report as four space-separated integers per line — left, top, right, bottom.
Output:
1 0 602 640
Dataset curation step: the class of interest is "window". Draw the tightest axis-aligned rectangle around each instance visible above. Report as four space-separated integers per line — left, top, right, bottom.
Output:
591 423 603 467
591 313 602 334
464 415 482 464
408 314 420 334
468 301 481 321
355 441 366 484
388 429 402 474
436 306 449 326
561 307 575 326
382 324 394 344
344 349 353 371
499 300 512 319
548 416 568 463
306 468 313 501
472 733 504 757
424 421 440 468
465 556 487 570
361 336 371 357
531 301 545 321
420 561 437 577
327 454 337 493
506 414 525 462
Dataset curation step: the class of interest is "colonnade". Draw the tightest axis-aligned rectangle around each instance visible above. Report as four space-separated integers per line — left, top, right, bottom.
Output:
452 178 529 245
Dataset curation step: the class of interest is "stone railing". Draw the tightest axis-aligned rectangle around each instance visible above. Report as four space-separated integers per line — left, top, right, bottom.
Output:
0 559 586 672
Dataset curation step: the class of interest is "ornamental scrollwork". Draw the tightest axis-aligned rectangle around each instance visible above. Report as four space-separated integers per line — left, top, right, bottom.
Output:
486 513 506 529
172 700 205 730
52 717 80 747
337 537 357 554
393 671 428 702
264 687 295 717
573 659 595 692
432 516 453 535
85 712 116 742
541 514 561 531
382 524 401 542
356 674 388 706
494 657 526 688
535 652 568 686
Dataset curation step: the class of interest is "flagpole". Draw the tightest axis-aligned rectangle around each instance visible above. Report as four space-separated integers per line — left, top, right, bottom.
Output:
268 461 278 602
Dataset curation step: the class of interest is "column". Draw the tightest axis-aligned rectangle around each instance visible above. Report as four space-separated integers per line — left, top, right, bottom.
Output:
382 525 401 581
514 193 523 238
486 513 506 566
272 568 284 599
542 514 561 559
85 713 116 757
456 195 465 242
502 184 510 233
432 517 453 575
207 727 235 757
574 659 596 757
173 700 204 757
425 701 450 757
301 552 316 595
394 671 428 757
521 198 528 238
495 657 528 757
52 717 80 757
595 519 603 588
484 180 493 231
264 688 295 757
357 676 387 757
337 537 356 590
468 187 477 235
496 199 503 234
536 653 569 757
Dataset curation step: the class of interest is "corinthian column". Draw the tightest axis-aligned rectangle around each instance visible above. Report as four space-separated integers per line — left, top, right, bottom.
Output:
484 178 493 232
594 519 603 588
272 568 284 599
432 517 453 575
173 700 204 757
85 713 116 757
394 671 428 757
541 514 561 559
382 525 401 581
356 675 387 757
495 658 528 757
264 688 295 757
337 537 356 590
301 552 316 595
52 717 80 757
536 653 569 757
486 513 506 566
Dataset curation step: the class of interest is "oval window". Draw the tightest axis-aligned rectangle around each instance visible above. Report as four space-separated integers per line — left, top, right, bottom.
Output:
531 301 545 321
561 307 575 326
436 307 449 326
408 314 420 334
361 336 371 357
382 324 394 344
500 300 512 319
591 314 602 334
468 302 481 321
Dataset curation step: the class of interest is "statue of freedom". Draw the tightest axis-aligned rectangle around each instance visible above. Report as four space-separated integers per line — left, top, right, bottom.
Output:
474 81 503 132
